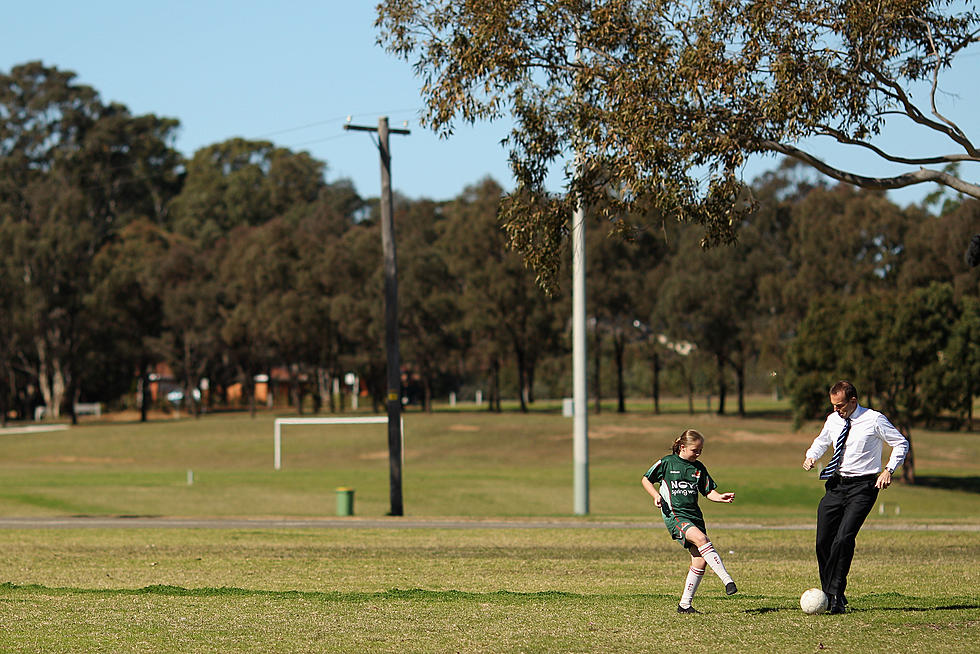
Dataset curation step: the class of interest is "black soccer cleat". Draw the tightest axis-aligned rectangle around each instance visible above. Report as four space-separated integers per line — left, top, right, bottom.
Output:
677 604 701 614
725 582 738 595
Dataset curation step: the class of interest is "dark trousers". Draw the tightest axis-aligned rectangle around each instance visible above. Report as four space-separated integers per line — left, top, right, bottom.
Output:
815 474 879 598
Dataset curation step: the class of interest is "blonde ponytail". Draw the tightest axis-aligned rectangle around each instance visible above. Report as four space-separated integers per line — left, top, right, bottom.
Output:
672 429 704 454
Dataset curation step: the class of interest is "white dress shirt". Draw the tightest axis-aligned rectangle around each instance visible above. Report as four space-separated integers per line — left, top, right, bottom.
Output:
806 404 909 476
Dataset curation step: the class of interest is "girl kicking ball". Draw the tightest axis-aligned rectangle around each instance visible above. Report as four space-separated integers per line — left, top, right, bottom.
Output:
641 429 738 614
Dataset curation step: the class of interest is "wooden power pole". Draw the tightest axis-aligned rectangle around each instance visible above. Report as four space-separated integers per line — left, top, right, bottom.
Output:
343 116 410 516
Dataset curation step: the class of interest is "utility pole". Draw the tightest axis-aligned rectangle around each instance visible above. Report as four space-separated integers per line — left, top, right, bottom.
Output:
572 164 589 516
343 116 410 516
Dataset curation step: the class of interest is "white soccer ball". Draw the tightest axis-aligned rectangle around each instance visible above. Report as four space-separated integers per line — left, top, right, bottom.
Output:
800 588 829 614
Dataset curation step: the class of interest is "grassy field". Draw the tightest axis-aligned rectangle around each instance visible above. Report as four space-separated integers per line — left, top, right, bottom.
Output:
0 404 978 652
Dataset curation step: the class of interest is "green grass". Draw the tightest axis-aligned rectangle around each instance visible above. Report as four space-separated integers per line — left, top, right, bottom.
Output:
0 528 976 653
2 407 978 522
0 406 978 652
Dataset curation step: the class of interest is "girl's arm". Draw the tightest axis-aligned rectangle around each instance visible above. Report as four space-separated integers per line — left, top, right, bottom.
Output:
706 489 735 503
641 475 662 508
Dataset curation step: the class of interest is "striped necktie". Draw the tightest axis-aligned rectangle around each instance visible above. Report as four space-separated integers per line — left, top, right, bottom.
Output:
820 418 851 479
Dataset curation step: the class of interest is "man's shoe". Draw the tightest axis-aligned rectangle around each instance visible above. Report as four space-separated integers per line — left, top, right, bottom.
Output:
828 596 846 614
725 581 738 595
677 604 700 614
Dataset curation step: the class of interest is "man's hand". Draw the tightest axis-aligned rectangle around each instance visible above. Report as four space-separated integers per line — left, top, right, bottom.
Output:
802 457 815 471
876 469 893 489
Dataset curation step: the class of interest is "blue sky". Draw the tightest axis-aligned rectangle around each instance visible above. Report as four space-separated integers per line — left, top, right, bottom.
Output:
3 2 977 206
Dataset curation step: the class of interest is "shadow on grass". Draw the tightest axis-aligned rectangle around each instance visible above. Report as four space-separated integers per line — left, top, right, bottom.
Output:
745 604 980 615
913 476 980 494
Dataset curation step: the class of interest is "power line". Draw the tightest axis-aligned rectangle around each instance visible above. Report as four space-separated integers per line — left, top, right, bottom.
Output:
7 108 423 194
254 107 421 140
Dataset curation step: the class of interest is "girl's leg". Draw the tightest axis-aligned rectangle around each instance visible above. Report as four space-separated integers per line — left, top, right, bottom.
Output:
683 525 736 593
679 548 706 610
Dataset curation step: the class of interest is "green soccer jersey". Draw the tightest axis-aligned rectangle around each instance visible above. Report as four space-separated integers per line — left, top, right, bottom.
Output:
644 453 717 525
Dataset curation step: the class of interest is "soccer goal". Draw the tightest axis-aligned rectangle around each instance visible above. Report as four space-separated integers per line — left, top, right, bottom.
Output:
273 416 404 469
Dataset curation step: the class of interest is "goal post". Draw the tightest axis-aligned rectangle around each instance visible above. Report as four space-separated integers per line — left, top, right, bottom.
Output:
273 416 404 470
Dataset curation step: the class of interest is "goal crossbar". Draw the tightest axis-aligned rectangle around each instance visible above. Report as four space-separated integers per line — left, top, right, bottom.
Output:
273 416 403 470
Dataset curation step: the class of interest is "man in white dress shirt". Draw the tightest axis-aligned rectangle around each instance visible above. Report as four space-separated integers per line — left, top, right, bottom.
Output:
802 380 909 614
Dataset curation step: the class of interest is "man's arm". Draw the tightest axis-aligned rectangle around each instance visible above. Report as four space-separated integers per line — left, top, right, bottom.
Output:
876 413 909 489
803 419 834 470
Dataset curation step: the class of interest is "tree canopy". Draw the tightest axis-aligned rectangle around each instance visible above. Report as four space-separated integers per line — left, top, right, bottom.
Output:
377 0 980 286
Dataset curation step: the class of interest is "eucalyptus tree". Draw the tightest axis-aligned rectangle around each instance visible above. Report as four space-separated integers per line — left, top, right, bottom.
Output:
854 283 958 483
329 209 388 411
88 220 171 421
899 198 980 297
789 283 959 482
166 138 328 412
945 295 980 430
0 235 21 424
585 216 665 412
294 186 366 413
440 178 565 412
149 234 221 417
0 62 182 419
656 224 764 416
168 138 325 244
216 222 280 416
378 1 980 287
397 198 461 411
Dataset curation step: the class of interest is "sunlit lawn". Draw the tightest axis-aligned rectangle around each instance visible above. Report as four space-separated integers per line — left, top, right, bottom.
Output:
0 402 978 652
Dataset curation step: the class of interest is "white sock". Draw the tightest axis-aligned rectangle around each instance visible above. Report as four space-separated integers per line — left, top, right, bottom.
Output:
698 542 733 585
679 565 705 608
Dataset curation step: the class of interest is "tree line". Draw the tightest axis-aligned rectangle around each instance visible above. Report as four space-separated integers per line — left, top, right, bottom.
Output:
2 63 978 460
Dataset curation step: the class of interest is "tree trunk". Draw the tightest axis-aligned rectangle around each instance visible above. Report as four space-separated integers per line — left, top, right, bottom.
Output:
735 363 746 417
686 374 694 415
1 369 8 427
593 326 601 415
715 354 727 415
515 346 528 413
68 379 79 426
311 373 322 414
140 363 151 423
486 361 497 413
650 349 661 414
321 373 331 413
614 332 626 413
492 358 502 412
248 373 257 418
899 426 916 484
36 338 66 419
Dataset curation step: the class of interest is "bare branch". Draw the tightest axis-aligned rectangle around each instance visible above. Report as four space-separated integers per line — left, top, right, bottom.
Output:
760 140 980 199
866 65 976 155
917 17 969 141
813 124 979 165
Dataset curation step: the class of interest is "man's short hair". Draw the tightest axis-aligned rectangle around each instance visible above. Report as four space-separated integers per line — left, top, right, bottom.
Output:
830 380 857 400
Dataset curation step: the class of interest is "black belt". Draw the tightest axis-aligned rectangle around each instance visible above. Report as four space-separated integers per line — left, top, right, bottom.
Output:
833 473 877 484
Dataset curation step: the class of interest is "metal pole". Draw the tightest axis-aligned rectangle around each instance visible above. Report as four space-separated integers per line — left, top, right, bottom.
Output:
572 177 589 516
